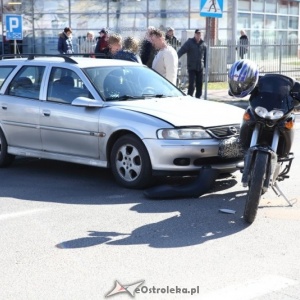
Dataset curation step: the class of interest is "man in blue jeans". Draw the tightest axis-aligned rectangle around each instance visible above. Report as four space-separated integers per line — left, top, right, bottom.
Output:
177 29 207 98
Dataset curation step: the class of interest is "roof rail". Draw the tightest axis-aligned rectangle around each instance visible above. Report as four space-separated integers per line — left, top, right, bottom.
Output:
27 54 78 64
0 54 78 64
0 54 23 60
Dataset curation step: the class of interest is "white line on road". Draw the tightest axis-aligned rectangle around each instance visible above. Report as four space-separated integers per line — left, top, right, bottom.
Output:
0 208 50 220
201 274 298 300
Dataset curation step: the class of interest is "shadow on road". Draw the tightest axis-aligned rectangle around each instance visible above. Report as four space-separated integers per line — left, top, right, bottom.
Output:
56 188 248 249
0 157 249 249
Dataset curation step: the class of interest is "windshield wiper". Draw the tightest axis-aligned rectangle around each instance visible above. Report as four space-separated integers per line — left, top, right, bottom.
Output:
142 94 168 98
106 95 145 101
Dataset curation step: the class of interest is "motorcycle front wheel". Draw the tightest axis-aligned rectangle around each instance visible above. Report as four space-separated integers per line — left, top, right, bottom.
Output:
244 151 269 224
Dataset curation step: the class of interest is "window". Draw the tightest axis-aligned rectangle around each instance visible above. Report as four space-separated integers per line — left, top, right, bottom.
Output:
47 67 92 103
290 1 299 15
278 16 288 30
278 0 288 14
238 0 251 11
289 16 298 30
7 66 45 99
265 0 276 13
237 13 250 32
0 66 15 89
252 14 264 40
252 0 264 12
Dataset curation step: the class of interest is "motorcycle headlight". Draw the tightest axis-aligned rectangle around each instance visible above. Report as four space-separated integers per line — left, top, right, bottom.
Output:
254 106 284 120
157 128 211 139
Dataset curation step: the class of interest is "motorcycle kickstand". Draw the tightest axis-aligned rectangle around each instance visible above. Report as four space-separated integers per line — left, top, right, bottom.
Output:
272 182 294 207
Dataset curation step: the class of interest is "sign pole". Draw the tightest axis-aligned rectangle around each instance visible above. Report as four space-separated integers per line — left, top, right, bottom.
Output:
204 17 211 100
200 0 223 100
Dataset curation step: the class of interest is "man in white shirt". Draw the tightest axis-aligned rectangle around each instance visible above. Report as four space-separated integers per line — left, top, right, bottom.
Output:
149 28 178 85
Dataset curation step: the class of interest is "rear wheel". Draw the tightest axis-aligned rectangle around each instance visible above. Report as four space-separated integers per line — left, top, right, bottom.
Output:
0 129 15 167
244 151 268 224
110 134 152 189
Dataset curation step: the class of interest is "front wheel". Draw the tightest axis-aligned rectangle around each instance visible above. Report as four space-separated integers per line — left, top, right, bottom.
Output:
244 151 269 224
110 134 153 189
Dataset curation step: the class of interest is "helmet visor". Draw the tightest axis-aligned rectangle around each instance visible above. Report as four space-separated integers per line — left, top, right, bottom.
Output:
229 77 257 97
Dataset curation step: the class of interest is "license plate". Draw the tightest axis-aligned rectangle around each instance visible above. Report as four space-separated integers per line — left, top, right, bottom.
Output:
218 137 244 158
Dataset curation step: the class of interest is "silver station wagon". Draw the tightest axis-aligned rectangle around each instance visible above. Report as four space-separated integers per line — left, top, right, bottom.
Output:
0 55 243 188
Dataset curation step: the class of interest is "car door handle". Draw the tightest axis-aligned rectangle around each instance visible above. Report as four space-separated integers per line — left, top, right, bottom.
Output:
42 109 51 117
1 104 8 110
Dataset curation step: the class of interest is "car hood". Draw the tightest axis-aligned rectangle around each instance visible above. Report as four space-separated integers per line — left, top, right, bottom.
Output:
108 96 244 127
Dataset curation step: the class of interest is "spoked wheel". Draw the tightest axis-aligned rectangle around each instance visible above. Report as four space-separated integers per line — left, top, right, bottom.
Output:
244 151 268 224
110 134 152 189
0 129 15 167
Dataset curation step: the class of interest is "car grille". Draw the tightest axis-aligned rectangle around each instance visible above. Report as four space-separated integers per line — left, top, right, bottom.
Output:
207 124 241 139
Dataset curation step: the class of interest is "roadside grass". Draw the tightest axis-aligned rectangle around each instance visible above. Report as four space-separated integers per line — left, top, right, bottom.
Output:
207 81 227 90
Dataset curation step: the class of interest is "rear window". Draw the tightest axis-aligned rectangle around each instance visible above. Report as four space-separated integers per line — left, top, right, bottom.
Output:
0 66 15 89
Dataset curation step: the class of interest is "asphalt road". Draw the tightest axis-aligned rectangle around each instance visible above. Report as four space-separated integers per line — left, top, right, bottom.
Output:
1 115 300 300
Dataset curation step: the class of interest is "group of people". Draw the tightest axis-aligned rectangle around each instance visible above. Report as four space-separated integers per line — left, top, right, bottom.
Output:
57 26 208 99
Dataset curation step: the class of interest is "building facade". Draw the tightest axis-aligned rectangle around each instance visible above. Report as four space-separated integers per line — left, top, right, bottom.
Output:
0 0 299 54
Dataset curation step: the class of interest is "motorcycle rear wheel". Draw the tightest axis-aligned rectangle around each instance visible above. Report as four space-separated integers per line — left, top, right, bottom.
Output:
244 151 268 224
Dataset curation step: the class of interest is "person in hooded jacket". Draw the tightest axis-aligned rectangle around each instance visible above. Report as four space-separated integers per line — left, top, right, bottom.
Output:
57 27 74 54
177 29 206 98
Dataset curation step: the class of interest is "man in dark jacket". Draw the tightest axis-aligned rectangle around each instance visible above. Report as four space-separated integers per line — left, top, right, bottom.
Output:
177 29 206 98
238 29 249 59
140 26 156 67
57 27 74 54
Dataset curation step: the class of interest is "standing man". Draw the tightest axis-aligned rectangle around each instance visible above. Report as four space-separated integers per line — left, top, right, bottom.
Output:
57 27 74 54
238 29 249 59
149 28 178 85
177 29 206 99
165 27 179 50
140 26 156 67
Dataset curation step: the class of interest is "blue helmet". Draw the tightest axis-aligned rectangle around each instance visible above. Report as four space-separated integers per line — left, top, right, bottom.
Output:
228 59 259 98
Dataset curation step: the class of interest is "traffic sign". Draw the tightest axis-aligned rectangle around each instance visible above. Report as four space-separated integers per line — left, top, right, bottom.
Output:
200 0 223 18
6 14 23 40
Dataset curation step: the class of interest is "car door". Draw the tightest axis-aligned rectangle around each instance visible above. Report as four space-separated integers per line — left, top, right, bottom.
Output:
40 67 101 158
1 65 45 150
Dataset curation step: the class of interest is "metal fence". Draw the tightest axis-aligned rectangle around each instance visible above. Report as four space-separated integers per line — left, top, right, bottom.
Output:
178 39 300 87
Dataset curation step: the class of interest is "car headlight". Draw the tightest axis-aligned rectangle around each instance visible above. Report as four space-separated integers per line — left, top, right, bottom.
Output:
157 128 211 139
254 106 284 120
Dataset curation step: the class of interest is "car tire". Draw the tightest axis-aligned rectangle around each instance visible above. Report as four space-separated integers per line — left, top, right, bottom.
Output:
0 129 15 167
110 134 153 189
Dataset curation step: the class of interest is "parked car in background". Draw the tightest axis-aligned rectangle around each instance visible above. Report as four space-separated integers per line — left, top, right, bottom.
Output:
0 54 244 188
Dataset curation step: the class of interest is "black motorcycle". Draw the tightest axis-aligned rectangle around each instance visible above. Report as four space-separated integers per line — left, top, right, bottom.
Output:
239 73 300 223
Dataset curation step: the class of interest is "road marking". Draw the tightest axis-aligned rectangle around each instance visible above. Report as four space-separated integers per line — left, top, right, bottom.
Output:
0 208 50 220
201 275 298 300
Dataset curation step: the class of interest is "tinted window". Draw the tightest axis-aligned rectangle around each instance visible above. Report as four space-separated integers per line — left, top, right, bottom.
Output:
47 67 93 103
7 66 45 99
0 66 15 89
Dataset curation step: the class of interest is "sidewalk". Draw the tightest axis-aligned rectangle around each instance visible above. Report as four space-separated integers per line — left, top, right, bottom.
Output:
204 89 300 112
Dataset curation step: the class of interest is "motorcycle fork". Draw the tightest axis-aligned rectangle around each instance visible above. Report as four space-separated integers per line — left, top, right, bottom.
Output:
242 124 294 206
241 123 279 190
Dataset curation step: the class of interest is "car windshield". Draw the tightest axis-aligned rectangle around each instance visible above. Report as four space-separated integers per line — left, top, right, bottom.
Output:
84 65 184 101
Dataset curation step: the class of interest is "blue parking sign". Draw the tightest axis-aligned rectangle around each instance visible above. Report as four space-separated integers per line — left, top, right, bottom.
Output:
6 15 23 40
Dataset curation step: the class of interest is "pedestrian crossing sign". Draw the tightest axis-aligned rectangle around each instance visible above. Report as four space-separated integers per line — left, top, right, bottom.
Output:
200 0 223 18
